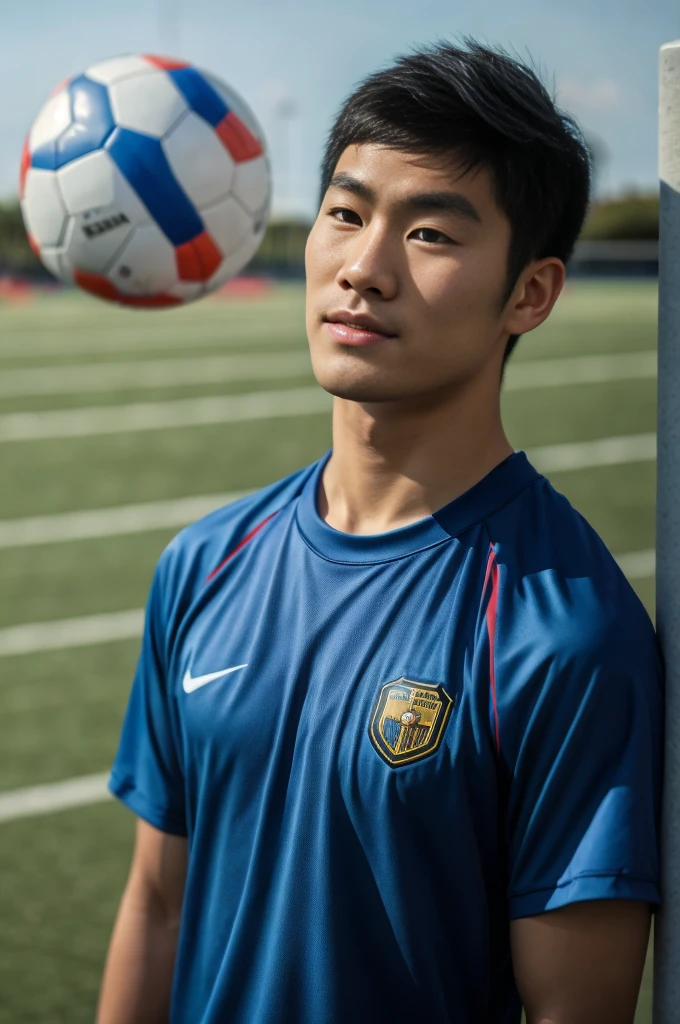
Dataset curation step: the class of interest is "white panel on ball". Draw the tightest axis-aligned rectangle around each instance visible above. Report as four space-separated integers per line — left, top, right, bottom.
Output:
162 111 235 208
61 211 133 276
57 150 150 222
39 247 64 280
85 55 155 86
200 195 252 257
208 229 264 290
22 170 67 247
109 72 187 137
168 281 204 302
232 156 269 214
108 224 178 295
29 90 72 153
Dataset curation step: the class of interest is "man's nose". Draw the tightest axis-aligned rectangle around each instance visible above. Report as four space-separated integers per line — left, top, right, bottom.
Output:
335 224 399 299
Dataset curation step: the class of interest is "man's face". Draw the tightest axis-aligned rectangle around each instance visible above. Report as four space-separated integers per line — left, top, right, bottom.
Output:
305 143 515 403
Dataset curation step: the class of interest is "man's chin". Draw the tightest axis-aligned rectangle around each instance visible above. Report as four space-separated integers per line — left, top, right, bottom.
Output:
314 372 416 405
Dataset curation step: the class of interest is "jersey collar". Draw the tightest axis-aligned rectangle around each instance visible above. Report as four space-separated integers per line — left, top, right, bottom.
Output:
295 450 539 564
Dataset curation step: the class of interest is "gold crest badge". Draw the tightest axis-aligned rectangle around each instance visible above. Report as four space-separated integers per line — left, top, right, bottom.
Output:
369 678 454 767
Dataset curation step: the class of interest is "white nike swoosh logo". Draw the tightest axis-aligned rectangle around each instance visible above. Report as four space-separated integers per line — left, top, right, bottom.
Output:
182 663 248 693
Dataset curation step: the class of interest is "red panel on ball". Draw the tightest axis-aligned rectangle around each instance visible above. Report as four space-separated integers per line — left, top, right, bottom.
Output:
118 294 182 308
194 231 222 277
143 54 191 71
176 232 222 282
175 239 202 280
73 269 181 307
74 269 119 301
50 77 71 96
19 137 31 201
215 112 263 163
27 233 41 258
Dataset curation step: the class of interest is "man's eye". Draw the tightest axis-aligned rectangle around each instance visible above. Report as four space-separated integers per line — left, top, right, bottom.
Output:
329 207 361 225
412 227 454 244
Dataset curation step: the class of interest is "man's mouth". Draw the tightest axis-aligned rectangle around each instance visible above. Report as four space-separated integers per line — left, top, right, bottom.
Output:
322 312 398 346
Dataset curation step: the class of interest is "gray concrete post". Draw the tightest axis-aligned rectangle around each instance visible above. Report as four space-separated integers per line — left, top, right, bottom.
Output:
655 38 680 1024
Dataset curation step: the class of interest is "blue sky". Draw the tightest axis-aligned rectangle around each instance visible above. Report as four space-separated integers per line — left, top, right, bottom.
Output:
3 0 678 218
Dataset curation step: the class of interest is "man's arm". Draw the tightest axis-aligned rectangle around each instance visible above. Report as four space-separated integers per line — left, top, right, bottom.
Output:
511 900 651 1024
97 819 188 1024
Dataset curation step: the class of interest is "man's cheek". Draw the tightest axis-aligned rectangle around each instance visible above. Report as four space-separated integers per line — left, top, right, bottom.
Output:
304 231 326 281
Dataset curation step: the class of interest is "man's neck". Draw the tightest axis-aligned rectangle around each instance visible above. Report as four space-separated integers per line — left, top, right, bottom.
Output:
318 374 513 536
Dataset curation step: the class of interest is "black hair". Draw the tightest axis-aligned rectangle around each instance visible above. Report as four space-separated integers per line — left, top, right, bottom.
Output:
318 37 591 363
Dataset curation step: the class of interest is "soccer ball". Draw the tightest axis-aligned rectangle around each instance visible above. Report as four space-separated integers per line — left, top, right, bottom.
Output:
19 55 271 307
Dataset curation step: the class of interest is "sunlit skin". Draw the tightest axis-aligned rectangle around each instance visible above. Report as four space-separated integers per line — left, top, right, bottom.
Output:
304 143 565 534
301 144 652 1024
96 143 651 1024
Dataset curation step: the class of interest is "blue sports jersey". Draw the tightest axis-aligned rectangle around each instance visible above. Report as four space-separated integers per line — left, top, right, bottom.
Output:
110 451 662 1023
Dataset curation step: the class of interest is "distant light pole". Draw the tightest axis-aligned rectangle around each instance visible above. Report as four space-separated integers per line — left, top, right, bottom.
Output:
159 0 181 55
275 98 298 218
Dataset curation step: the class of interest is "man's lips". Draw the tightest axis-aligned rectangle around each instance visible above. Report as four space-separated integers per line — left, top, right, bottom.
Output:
322 316 398 347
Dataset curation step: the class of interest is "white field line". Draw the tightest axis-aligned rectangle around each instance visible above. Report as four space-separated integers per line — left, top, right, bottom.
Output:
0 432 659 549
0 773 111 824
615 549 655 580
0 431 657 659
0 544 658 825
0 386 331 443
0 371 658 447
0 610 144 657
0 352 312 398
0 350 654 400
526 432 656 472
0 492 248 549
0 545 657 660
0 321 304 358
504 351 656 390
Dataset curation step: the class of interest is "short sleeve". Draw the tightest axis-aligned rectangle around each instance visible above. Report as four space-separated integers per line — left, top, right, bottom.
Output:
109 549 187 836
500 594 662 919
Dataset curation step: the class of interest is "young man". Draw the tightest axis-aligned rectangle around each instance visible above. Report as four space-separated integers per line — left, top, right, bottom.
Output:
98 39 662 1024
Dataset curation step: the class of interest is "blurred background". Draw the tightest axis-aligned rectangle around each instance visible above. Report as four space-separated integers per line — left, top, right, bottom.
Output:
0 1 675 1020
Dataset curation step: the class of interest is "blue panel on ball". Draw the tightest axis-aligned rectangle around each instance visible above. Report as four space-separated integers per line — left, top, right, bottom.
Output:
54 75 115 168
168 67 228 127
31 141 59 171
106 127 203 246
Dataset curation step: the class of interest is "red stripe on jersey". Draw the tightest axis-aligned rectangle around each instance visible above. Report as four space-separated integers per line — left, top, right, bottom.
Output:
205 511 278 583
484 545 501 754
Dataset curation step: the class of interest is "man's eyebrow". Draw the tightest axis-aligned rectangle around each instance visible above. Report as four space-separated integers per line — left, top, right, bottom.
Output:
404 191 482 224
328 173 376 204
327 173 482 224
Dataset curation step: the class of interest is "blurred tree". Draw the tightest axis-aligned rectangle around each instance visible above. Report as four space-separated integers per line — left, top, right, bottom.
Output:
0 203 312 280
583 132 611 197
248 217 311 277
4 194 658 278
0 202 42 275
580 192 659 241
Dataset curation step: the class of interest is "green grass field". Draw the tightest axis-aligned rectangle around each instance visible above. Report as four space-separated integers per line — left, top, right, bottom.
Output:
0 279 659 1021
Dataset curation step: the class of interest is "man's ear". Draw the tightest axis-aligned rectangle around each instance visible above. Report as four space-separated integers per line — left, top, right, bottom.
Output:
502 258 566 337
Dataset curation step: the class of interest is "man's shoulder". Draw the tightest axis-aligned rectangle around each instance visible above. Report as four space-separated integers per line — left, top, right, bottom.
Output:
486 468 656 659
154 460 319 597
486 472 661 752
